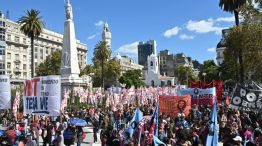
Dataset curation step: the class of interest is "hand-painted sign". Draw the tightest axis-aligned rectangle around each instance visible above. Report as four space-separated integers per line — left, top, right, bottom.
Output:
23 76 61 116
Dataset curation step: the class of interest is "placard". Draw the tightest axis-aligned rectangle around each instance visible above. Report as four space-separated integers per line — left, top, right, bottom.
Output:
159 95 191 116
0 75 11 109
23 76 61 116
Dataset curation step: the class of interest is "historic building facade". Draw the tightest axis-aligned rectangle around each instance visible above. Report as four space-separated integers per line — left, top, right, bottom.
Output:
0 12 87 83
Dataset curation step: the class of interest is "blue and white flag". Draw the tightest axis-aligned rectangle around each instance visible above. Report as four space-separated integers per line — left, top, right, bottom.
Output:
206 100 219 146
153 135 166 146
124 107 143 137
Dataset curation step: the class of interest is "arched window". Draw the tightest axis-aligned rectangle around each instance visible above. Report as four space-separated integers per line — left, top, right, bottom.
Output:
167 80 172 86
150 61 153 66
151 80 155 87
161 81 165 87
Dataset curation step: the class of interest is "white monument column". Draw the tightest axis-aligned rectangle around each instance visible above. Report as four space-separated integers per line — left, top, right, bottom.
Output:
61 0 80 80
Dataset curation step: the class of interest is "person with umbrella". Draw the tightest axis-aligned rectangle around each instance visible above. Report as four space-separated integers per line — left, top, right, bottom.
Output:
63 125 76 146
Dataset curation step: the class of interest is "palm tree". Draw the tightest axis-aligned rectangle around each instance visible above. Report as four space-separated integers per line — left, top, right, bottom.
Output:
219 0 246 83
17 9 44 78
219 0 246 26
92 41 111 89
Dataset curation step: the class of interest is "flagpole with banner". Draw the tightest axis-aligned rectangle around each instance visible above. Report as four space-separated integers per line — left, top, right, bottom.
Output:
206 100 219 146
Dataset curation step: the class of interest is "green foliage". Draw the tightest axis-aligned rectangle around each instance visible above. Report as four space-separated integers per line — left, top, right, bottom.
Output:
80 64 94 77
18 9 44 78
175 65 198 85
198 60 219 83
222 25 262 82
92 41 111 67
92 60 121 88
17 9 45 38
92 41 112 88
119 69 145 88
36 50 61 76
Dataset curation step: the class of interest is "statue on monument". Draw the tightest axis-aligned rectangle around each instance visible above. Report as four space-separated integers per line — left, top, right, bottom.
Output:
66 0 73 20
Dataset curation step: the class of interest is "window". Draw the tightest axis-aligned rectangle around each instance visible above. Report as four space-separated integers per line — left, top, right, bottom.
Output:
150 61 153 66
35 53 38 59
23 55 26 61
23 38 26 44
15 64 19 68
0 35 5 41
0 49 5 55
23 47 27 52
23 72 27 78
35 63 38 68
0 63 5 69
7 62 11 69
46 49 49 54
15 54 19 60
7 34 11 40
7 53 11 59
0 71 5 75
15 36 19 42
35 47 38 52
23 64 26 70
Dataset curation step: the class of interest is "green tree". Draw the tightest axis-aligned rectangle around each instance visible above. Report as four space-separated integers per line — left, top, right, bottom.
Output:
219 0 247 82
36 50 61 76
18 9 44 78
198 60 219 83
175 65 197 85
119 69 145 88
223 25 262 83
80 64 94 77
92 41 111 89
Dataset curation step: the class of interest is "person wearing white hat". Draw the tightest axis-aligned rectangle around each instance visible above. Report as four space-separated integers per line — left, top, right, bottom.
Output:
233 136 242 146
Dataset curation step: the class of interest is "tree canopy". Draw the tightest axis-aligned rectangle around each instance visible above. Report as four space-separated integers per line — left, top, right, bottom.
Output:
119 69 145 88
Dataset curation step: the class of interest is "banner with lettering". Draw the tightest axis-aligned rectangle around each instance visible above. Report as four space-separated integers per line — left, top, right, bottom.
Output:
230 84 262 111
0 75 11 109
178 87 216 106
23 76 61 116
159 95 191 116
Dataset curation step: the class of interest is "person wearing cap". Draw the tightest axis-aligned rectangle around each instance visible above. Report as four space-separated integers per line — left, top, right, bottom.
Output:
233 136 242 146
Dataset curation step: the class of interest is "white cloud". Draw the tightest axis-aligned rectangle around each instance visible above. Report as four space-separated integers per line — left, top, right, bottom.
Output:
116 41 139 55
216 16 235 22
163 26 180 38
94 20 104 27
179 34 194 40
207 47 216 52
186 19 226 35
87 33 98 40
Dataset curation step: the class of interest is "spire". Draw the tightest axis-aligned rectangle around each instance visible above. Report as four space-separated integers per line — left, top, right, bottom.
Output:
104 22 109 31
65 0 73 20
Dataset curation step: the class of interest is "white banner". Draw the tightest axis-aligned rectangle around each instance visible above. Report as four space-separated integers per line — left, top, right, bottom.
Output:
23 76 61 116
0 75 11 109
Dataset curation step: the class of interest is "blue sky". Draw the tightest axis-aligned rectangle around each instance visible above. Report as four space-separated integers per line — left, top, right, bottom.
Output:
0 0 235 64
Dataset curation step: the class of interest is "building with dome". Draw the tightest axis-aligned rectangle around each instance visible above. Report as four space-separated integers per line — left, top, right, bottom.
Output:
112 53 143 74
216 29 229 65
144 53 176 87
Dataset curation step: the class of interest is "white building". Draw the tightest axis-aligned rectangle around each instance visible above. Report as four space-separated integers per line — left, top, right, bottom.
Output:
0 11 87 84
216 29 229 65
113 53 143 74
102 22 111 51
144 54 176 87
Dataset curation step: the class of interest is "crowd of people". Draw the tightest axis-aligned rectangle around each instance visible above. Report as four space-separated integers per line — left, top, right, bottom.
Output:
0 99 262 146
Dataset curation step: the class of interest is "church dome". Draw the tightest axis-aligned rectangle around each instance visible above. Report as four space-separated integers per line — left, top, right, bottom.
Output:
116 53 122 60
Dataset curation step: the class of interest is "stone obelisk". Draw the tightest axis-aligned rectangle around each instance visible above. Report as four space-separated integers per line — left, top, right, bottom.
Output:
61 0 81 82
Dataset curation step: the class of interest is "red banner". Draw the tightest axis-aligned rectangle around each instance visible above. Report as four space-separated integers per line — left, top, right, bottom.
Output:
159 95 191 116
